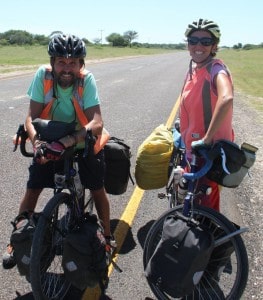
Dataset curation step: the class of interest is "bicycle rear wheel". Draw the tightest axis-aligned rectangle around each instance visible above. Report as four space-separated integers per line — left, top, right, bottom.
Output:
143 205 248 300
30 192 73 300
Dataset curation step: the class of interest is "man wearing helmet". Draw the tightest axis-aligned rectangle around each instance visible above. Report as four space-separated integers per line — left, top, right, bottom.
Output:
179 19 234 211
3 33 115 269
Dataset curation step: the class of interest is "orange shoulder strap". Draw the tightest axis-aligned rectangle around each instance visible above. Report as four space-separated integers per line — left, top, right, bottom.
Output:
72 98 88 127
40 98 55 119
72 99 110 154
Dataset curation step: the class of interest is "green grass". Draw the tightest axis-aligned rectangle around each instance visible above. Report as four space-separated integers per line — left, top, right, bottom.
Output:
86 45 176 59
218 48 263 112
0 45 48 65
218 48 263 97
0 45 175 66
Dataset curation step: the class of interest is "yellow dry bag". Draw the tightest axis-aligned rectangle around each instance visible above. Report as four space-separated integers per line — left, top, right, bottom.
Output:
135 124 174 190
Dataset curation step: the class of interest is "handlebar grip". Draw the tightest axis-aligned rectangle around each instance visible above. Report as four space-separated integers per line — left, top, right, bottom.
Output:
20 138 34 157
13 124 34 157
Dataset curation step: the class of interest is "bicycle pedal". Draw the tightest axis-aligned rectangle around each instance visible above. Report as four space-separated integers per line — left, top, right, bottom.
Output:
106 252 122 273
111 259 123 273
158 193 166 199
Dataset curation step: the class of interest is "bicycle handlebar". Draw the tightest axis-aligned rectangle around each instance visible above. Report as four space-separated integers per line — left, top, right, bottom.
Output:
183 148 213 181
20 140 34 157
14 122 94 160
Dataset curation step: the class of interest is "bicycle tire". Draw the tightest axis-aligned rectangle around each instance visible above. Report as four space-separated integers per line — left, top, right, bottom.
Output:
30 192 72 300
143 205 248 300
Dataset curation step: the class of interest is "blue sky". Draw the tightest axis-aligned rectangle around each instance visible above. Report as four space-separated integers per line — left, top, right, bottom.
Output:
1 0 262 47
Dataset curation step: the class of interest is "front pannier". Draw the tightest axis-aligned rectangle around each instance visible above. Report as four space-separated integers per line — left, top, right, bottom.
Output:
62 214 108 291
145 212 214 298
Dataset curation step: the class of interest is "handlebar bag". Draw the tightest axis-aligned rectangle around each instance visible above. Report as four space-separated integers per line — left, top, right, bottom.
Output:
32 118 76 142
145 212 214 298
207 140 257 188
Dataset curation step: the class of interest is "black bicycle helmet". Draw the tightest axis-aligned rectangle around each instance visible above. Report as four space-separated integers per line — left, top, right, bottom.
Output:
48 33 86 58
185 19 221 42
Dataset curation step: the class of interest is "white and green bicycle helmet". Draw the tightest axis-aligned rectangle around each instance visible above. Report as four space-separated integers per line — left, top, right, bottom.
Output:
185 19 221 43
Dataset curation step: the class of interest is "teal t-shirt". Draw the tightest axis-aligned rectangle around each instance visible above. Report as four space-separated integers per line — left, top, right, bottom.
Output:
27 65 100 125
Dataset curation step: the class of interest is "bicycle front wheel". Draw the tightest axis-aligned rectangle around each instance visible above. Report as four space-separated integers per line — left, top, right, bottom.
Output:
30 192 72 300
143 205 249 300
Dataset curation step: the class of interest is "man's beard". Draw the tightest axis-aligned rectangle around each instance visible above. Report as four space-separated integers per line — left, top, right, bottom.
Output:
55 71 77 88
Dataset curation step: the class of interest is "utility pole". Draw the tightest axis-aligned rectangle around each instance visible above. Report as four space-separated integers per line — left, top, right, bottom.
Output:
98 29 104 45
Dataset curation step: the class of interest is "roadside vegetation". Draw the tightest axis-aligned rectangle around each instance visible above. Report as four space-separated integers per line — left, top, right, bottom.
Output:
218 48 263 112
0 45 176 67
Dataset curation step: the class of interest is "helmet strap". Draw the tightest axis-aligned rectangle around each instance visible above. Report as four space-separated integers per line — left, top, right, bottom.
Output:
189 59 193 80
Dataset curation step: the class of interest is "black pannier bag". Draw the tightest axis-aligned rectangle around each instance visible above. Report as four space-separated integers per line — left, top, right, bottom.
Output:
10 212 36 280
145 212 214 298
104 137 133 195
62 214 108 291
207 140 258 188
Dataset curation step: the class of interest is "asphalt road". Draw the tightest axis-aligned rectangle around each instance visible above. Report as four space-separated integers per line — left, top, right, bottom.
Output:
0 52 261 300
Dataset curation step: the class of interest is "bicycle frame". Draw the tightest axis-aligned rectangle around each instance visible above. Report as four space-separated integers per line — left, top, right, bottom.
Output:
182 150 207 218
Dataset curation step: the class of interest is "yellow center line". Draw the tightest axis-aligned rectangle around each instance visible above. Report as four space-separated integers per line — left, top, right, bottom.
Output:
83 96 180 299
166 96 180 129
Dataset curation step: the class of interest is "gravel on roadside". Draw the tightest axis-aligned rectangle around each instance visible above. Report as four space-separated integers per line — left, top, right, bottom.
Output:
227 91 263 299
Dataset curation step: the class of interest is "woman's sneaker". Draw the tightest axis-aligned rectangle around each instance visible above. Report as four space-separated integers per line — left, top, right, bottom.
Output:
2 244 16 269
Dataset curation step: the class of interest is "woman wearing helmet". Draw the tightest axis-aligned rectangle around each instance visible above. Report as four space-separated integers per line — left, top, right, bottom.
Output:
3 33 116 269
179 19 234 211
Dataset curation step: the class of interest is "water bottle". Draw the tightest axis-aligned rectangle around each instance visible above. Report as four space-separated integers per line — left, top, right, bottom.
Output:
177 177 188 203
74 172 83 198
173 166 184 185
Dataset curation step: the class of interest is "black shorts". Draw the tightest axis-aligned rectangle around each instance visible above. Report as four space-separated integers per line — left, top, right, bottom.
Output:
27 150 105 191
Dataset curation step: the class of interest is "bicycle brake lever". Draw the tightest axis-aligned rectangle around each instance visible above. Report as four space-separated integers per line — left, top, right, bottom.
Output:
13 124 24 152
83 135 89 158
83 129 95 158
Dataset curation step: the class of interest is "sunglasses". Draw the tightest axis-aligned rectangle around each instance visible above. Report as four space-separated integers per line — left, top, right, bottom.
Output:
187 36 215 46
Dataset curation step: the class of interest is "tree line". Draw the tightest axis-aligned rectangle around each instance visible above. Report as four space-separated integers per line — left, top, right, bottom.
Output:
0 29 184 49
0 29 262 51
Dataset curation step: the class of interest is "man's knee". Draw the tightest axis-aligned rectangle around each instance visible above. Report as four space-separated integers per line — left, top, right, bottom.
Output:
91 188 107 200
